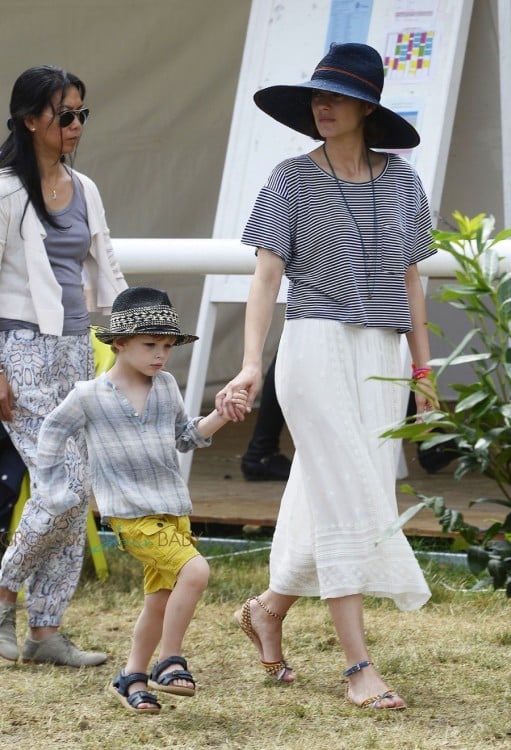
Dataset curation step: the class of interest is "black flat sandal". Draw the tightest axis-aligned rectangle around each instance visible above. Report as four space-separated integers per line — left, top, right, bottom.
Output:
109 669 162 713
148 655 196 697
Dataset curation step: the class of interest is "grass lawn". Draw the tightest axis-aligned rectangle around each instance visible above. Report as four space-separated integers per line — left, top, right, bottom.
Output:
0 545 510 750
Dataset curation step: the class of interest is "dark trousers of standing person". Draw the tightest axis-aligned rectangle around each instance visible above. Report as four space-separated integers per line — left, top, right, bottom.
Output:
241 353 292 481
405 391 459 473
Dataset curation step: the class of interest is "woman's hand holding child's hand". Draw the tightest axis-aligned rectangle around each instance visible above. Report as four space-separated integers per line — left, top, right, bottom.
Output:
226 389 249 423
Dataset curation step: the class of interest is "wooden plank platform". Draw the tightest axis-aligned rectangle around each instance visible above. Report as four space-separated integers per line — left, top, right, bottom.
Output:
189 410 508 537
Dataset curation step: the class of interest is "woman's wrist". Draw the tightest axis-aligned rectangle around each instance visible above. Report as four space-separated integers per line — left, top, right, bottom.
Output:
241 360 262 376
411 362 432 380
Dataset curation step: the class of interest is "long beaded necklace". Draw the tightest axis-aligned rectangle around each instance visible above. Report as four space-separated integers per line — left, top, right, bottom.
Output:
322 143 379 299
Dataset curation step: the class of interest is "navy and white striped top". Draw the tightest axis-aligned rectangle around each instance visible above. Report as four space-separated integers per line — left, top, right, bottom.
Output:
242 153 435 333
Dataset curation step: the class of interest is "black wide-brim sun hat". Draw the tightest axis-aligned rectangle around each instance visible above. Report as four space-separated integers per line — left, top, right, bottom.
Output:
94 286 198 346
254 42 419 150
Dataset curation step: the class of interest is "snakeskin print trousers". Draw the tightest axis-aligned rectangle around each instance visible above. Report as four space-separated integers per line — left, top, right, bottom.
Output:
0 330 93 627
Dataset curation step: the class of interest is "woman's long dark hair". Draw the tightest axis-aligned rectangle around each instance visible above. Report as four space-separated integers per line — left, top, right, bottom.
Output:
0 65 86 229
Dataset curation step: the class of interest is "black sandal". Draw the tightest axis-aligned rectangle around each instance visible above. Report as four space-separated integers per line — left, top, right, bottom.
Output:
108 669 161 713
148 655 196 697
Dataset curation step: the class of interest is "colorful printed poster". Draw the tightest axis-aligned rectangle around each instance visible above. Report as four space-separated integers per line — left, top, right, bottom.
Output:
384 29 434 79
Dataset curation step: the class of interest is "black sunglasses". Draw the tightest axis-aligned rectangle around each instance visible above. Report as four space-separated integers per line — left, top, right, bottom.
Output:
57 108 90 128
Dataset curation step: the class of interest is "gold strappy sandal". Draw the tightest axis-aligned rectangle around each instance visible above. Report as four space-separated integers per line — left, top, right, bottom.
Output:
234 596 293 683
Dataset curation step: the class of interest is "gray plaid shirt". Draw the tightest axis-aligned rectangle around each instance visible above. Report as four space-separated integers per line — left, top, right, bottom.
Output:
36 371 211 518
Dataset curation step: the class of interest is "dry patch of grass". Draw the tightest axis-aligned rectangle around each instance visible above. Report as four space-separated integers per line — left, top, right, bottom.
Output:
1 549 510 749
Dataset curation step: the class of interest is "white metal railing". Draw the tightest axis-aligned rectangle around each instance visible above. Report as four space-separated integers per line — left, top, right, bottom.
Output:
111 238 255 274
112 237 511 276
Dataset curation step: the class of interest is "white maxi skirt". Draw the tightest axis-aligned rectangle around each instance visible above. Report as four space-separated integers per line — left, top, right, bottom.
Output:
272 319 431 612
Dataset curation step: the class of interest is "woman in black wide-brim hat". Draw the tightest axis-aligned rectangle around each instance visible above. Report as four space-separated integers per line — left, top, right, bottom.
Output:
217 42 436 710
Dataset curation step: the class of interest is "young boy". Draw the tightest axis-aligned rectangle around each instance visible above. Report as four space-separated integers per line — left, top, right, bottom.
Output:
35 287 247 714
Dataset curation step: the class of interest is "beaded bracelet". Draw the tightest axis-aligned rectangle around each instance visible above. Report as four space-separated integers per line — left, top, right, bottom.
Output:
411 363 432 380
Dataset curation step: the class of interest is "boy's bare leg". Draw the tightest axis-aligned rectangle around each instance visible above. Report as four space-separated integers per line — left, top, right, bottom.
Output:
122 555 209 703
123 589 169 707
157 556 210 689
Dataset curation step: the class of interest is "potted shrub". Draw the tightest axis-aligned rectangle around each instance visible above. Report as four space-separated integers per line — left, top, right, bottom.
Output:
382 212 511 595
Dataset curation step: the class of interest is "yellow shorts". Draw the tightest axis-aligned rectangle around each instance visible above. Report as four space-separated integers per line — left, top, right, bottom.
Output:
109 514 200 594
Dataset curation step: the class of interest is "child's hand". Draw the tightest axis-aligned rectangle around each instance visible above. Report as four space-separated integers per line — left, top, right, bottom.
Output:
229 389 249 422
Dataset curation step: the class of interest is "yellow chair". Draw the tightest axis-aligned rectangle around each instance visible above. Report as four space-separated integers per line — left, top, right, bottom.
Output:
7 331 116 581
91 327 116 376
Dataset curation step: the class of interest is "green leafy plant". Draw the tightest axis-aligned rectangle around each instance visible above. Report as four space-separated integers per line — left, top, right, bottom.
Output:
382 212 511 595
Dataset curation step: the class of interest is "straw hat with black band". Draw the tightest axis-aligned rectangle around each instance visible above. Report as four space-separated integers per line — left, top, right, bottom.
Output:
94 286 198 346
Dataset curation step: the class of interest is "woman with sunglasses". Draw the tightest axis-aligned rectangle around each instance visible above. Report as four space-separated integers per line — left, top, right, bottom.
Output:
0 65 127 667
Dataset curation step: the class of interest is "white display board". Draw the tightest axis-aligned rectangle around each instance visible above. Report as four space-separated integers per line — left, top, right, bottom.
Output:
181 0 474 481
366 0 473 219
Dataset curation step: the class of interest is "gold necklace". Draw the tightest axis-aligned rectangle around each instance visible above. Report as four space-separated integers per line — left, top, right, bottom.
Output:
43 171 60 201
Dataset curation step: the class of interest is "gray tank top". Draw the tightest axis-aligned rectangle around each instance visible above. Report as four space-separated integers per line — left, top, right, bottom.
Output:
0 170 91 336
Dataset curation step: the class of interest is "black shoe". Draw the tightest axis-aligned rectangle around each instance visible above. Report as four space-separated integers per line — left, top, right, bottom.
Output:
417 438 459 474
241 453 291 481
